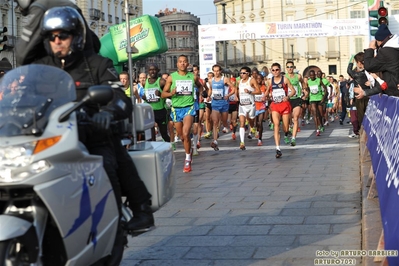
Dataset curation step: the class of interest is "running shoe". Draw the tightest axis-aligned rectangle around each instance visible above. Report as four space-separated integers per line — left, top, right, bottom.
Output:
339 119 343 125
247 133 253 139
183 160 191 173
211 141 219 151
324 121 329 126
320 126 325 132
270 123 274 130
348 133 359 138
171 143 176 151
275 149 282 158
175 136 181 142
297 127 301 132
290 138 296 146
204 131 212 139
301 120 305 126
232 133 236 140
316 130 320 136
284 135 290 144
255 132 259 139
305 119 310 125
193 150 199 156
240 142 246 150
257 140 263 146
330 116 334 122
222 127 228 133
230 124 233 131
197 141 201 149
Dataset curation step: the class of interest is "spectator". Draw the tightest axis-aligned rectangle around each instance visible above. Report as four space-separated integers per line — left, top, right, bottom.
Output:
364 24 399 96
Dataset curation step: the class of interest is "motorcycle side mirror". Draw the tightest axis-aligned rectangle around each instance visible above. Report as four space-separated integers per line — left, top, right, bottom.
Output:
58 85 114 123
86 85 114 106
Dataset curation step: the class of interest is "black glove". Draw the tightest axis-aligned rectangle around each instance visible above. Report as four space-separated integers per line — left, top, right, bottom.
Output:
92 111 113 130
204 78 209 83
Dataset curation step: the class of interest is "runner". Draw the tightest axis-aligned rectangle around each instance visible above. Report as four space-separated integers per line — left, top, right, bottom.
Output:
266 63 296 158
191 64 206 156
161 55 204 173
237 66 261 150
254 74 267 146
286 61 306 146
228 76 239 140
203 72 214 139
307 70 328 136
142 64 170 142
207 64 237 150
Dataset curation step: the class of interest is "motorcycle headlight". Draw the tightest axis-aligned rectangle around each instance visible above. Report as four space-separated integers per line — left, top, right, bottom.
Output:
0 136 60 183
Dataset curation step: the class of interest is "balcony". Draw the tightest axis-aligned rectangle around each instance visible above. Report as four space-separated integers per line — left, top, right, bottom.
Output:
305 51 321 60
108 14 113 24
254 55 270 62
325 51 340 60
89 8 101 21
284 52 301 61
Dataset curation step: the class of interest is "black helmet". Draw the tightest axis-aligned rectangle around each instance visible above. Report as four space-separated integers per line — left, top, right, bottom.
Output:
41 6 86 53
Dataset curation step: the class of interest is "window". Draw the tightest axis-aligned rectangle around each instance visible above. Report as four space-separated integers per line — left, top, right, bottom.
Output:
286 0 293 5
327 12 334 20
328 37 336 51
350 11 365 18
328 65 337 75
355 37 363 53
391 10 399 15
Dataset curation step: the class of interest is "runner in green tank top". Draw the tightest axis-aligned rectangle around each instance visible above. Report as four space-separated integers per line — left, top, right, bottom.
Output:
143 64 170 142
161 55 205 173
286 61 306 146
307 70 327 136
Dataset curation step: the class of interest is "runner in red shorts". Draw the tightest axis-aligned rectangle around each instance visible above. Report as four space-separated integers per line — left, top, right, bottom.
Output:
266 63 296 158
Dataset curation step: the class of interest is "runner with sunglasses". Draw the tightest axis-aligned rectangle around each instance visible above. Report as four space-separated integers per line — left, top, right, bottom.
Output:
266 63 296 158
286 61 306 146
237 66 261 150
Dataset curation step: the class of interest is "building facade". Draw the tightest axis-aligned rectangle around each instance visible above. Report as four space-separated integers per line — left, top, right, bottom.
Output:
0 0 143 69
142 9 200 75
212 0 399 77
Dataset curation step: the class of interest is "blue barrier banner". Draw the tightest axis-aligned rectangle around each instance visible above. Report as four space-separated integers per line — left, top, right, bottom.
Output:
363 94 399 264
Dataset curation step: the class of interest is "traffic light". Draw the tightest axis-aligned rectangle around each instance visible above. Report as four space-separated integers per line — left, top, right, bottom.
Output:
369 2 388 36
0 27 7 52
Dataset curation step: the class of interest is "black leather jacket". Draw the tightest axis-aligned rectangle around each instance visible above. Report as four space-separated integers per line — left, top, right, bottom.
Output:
347 63 369 91
34 51 132 121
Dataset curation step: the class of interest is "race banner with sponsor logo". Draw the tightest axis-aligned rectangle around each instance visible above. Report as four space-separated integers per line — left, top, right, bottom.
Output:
363 94 399 266
198 18 369 78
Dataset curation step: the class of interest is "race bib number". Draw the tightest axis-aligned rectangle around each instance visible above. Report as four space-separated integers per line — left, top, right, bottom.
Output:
240 95 252 105
272 88 285 103
309 85 319 94
212 88 223 100
254 93 264 102
288 86 298 97
145 88 160 103
229 93 237 102
175 80 193 95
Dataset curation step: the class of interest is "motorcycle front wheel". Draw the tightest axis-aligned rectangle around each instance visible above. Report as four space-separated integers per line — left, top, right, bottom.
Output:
0 239 37 266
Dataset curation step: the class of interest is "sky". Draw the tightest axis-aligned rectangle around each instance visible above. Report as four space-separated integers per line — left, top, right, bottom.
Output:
143 0 217 25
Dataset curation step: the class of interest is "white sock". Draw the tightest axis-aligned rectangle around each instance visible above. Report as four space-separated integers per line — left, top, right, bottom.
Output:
276 146 280 150
193 134 198 145
239 127 245 143
186 153 191 161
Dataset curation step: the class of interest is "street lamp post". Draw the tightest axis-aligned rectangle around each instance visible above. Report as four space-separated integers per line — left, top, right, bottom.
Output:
222 3 227 70
290 44 294 61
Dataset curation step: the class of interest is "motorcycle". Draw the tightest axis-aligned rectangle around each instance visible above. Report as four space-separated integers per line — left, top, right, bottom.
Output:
0 65 175 265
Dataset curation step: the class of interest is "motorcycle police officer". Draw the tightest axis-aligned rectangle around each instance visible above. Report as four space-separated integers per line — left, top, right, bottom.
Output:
33 6 154 265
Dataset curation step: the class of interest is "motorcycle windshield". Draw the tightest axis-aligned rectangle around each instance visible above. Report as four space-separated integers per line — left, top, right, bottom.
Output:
0 65 76 137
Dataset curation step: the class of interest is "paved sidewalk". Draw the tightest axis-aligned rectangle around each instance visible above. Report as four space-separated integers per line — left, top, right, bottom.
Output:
122 120 362 266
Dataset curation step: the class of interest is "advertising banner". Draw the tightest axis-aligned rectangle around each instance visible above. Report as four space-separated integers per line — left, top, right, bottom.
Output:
363 94 399 266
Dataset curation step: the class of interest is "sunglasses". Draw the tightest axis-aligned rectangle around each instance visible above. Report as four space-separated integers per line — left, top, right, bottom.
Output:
240 72 249 75
271 69 280 72
286 66 294 68
48 32 71 42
